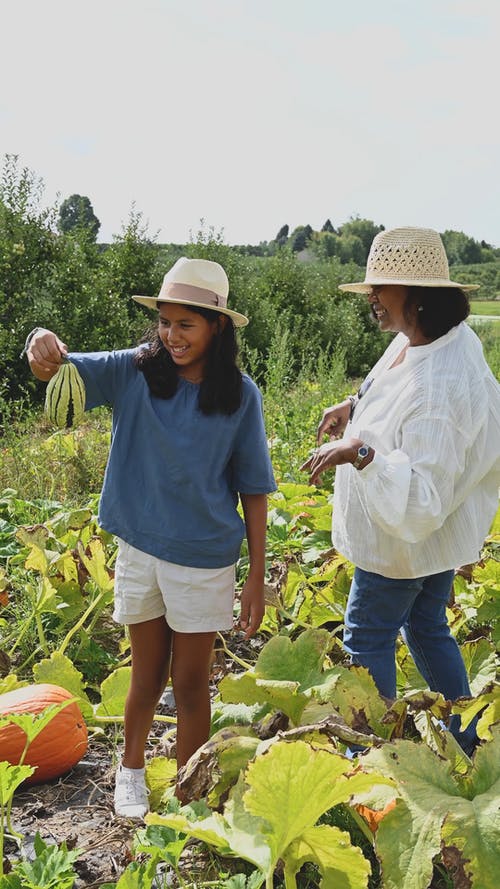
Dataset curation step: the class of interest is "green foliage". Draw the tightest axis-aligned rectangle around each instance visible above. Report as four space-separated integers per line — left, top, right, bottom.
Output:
441 229 484 265
57 193 100 240
148 742 387 889
0 156 59 401
362 726 500 889
1 832 80 888
338 218 385 262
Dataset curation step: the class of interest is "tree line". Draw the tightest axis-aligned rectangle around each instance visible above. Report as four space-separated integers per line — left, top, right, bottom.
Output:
1 155 498 410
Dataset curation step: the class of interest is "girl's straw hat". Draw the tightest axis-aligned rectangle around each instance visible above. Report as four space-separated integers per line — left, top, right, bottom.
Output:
133 257 249 327
339 227 479 294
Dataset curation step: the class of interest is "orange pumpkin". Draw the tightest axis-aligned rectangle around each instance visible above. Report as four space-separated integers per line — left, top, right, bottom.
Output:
354 799 397 832
0 683 88 784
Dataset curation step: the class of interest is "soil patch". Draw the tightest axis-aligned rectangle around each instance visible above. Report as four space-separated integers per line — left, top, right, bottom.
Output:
7 737 136 888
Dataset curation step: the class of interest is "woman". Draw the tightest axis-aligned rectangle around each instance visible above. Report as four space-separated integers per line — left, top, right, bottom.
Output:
301 227 500 754
26 256 276 817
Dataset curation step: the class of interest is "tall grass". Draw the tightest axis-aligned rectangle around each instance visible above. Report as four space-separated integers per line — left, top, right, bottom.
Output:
262 326 348 481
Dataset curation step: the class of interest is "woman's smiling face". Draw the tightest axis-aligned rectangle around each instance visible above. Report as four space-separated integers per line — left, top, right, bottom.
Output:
368 285 409 333
158 303 219 382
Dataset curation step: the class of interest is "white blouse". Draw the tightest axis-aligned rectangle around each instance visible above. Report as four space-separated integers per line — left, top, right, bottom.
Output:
332 322 500 578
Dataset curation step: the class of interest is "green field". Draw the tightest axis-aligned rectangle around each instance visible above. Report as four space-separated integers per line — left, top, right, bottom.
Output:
469 299 500 316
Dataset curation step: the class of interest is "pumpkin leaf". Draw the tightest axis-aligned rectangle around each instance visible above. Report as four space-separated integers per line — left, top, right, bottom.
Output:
243 740 392 861
284 824 371 889
152 741 390 886
363 726 500 889
219 672 307 725
326 666 398 740
95 666 131 719
144 757 177 811
77 538 114 591
0 761 35 804
17 834 80 889
15 526 52 575
219 629 343 726
452 683 500 741
254 628 332 687
33 652 93 721
0 675 22 696
147 775 273 875
460 638 498 695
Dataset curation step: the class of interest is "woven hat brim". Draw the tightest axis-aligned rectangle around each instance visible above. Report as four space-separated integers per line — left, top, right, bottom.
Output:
339 279 480 294
132 295 249 327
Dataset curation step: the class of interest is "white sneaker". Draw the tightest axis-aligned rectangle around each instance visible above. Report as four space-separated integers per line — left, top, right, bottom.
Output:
114 763 150 819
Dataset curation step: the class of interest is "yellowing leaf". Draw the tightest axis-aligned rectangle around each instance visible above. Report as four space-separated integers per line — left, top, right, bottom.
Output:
286 824 371 889
95 666 131 719
145 756 177 811
33 651 93 720
77 539 114 591
243 740 390 859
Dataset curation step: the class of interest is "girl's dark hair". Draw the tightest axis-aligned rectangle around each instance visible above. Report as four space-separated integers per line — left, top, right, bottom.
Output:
404 286 470 339
134 305 243 415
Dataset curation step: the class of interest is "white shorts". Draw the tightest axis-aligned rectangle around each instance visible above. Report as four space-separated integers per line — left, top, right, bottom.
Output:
113 539 235 633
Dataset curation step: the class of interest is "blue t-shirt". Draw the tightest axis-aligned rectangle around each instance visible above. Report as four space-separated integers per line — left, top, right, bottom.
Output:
69 349 276 568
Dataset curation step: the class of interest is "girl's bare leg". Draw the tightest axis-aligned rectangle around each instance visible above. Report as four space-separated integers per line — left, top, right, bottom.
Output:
122 617 173 768
171 631 216 768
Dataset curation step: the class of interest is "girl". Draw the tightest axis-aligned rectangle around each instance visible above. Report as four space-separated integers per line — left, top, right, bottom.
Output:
27 257 276 818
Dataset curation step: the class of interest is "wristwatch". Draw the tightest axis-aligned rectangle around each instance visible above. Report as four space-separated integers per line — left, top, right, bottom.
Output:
352 442 370 470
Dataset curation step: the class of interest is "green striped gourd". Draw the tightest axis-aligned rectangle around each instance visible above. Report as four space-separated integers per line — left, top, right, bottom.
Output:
45 361 86 428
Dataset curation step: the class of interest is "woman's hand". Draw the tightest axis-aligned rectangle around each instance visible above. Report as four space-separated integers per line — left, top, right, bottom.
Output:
316 399 352 445
27 329 68 381
300 439 359 486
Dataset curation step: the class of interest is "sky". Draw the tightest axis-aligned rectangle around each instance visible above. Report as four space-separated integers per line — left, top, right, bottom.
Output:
1 0 499 247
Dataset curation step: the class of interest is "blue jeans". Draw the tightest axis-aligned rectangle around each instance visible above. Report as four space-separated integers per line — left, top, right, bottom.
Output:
343 567 477 754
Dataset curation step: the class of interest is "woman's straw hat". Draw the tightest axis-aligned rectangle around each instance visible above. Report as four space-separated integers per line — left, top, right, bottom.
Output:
339 227 479 293
133 257 248 327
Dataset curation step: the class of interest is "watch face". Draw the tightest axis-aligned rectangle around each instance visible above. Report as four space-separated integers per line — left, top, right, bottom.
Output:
359 445 369 458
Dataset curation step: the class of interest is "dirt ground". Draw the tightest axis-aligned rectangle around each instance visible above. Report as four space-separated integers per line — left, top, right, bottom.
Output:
8 736 138 887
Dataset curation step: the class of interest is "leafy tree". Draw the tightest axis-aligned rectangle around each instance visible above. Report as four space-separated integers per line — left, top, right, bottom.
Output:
321 218 335 233
441 230 483 266
310 231 339 260
0 155 59 400
58 194 101 240
337 233 365 265
339 217 384 262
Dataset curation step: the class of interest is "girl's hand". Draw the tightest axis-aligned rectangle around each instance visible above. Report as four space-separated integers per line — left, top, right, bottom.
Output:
27 329 68 381
239 576 265 638
316 399 352 445
300 439 358 486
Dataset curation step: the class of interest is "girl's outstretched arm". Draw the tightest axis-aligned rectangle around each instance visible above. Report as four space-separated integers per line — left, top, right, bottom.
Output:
239 493 268 638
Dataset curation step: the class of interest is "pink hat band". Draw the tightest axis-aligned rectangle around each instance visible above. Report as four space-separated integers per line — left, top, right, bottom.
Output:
160 281 224 308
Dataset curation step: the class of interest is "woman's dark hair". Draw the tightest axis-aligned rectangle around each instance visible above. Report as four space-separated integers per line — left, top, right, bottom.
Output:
133 304 243 415
404 286 470 339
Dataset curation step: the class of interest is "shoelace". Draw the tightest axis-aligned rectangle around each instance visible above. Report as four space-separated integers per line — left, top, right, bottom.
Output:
117 772 149 802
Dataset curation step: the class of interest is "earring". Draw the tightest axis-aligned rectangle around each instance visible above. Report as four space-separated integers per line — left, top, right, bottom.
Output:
417 305 424 312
